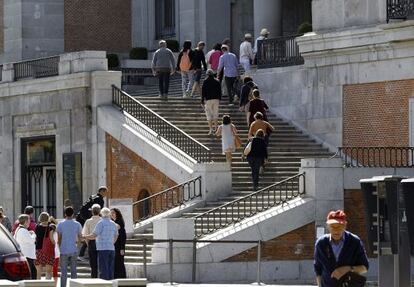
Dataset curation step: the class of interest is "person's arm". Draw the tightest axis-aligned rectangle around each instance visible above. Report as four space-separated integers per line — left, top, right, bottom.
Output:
314 241 323 287
49 229 56 245
331 265 367 280
215 126 222 137
151 51 157 76
201 53 207 71
217 56 224 75
248 124 254 140
113 224 119 244
267 122 275 132
176 52 182 71
169 51 176 74
248 42 254 61
201 81 206 105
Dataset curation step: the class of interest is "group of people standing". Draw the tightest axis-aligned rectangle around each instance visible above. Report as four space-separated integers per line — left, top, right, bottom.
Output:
1 186 126 287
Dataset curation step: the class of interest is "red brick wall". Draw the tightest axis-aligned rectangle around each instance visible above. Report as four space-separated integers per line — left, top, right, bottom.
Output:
225 223 316 262
343 80 414 147
64 0 131 53
106 134 177 220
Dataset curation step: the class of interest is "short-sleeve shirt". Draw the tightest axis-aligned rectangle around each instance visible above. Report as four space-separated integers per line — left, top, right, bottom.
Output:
93 218 118 251
57 219 82 255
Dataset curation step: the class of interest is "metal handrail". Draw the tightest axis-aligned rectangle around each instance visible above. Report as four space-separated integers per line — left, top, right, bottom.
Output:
112 85 211 162
337 146 414 167
14 56 59 81
133 176 202 223
257 34 304 69
138 238 263 284
387 0 414 21
194 173 306 237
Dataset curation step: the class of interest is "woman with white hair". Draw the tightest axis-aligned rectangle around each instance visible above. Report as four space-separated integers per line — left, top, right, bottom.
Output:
89 207 118 280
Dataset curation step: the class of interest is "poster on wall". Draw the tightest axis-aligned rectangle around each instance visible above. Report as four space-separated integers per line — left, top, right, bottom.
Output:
63 152 82 213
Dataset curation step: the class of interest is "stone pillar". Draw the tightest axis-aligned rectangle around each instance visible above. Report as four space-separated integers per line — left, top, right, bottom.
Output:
253 0 283 38
299 157 344 230
152 218 195 263
2 63 14 82
193 162 232 202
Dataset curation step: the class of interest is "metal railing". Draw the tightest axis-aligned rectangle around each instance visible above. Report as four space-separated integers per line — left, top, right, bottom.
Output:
194 173 306 237
133 176 202 223
256 35 304 69
116 68 153 85
14 56 59 81
387 0 414 21
337 147 414 167
112 85 211 162
140 238 263 284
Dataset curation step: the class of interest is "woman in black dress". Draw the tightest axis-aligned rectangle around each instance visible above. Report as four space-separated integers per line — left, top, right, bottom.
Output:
246 129 268 190
111 208 127 278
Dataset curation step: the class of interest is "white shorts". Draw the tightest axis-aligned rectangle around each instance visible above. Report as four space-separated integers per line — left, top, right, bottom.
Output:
205 99 220 121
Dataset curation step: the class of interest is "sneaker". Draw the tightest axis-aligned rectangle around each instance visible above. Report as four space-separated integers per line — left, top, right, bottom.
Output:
77 256 86 262
228 103 234 107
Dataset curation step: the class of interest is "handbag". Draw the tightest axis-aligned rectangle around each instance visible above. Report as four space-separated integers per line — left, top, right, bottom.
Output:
234 135 242 149
41 226 55 258
243 140 252 156
337 271 366 287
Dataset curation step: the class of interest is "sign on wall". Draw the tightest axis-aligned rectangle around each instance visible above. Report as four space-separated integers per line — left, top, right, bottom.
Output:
63 152 83 213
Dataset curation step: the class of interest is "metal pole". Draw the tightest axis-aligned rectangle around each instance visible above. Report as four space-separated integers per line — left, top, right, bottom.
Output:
256 240 262 284
169 239 173 284
143 238 147 278
192 238 197 283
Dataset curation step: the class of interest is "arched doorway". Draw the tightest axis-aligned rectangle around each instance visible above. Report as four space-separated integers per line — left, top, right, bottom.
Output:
134 189 151 221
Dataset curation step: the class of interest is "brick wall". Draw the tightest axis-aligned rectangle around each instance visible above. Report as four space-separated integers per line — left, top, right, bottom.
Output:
64 0 131 53
343 80 414 147
225 223 316 262
106 134 177 220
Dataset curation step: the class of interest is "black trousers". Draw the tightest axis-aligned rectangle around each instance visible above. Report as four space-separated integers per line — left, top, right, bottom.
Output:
88 240 98 278
79 241 87 257
27 257 37 279
247 157 264 188
158 71 171 96
225 76 237 103
114 248 126 279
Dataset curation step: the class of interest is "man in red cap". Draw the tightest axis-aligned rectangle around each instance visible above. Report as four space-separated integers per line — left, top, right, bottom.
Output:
314 210 369 287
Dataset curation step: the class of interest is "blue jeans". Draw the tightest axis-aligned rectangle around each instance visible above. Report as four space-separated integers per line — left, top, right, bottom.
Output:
98 250 115 280
60 252 77 287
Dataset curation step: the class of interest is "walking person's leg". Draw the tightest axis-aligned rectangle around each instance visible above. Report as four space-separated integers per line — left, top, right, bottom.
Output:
88 241 98 278
225 151 232 165
181 72 188 97
252 158 261 189
27 258 37 279
70 252 78 280
164 72 170 97
187 70 195 95
158 72 164 97
60 254 69 287
109 250 115 280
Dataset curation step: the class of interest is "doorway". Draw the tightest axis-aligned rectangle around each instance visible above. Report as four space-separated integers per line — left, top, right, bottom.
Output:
21 137 56 219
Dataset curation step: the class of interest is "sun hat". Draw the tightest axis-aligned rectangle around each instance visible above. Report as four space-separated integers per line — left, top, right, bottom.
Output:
245 33 252 39
260 28 270 36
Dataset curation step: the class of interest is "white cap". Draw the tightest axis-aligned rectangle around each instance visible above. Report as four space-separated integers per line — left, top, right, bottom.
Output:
260 28 270 36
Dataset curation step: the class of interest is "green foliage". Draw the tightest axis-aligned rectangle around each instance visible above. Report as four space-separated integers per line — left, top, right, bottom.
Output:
165 39 179 52
107 53 119 69
129 47 148 60
297 22 313 34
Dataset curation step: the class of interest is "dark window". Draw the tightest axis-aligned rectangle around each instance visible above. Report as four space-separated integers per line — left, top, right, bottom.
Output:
155 0 176 39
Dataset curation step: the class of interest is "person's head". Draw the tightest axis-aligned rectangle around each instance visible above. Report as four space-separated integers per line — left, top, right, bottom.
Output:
254 112 264 121
38 212 49 224
64 206 74 218
255 129 265 139
100 207 111 219
49 216 58 225
110 208 125 226
64 199 72 207
18 214 30 228
260 28 270 37
183 40 192 51
206 69 215 77
197 41 205 51
213 43 221 51
98 186 108 197
326 210 347 241
91 204 101 216
222 115 231 125
252 89 260 99
221 45 229 53
222 38 231 47
24 206 34 216
244 33 252 42
243 76 253 84
159 40 167 48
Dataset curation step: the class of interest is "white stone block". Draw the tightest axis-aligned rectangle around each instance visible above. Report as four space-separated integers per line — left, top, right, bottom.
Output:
18 280 54 287
112 278 147 286
0 280 18 287
69 279 112 287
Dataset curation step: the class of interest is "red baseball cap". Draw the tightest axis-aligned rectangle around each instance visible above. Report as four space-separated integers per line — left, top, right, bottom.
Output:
326 210 347 225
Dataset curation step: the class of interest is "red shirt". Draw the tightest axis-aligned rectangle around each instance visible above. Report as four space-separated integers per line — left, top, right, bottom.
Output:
209 51 223 71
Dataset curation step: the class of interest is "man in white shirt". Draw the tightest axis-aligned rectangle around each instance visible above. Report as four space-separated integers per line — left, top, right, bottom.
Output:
82 204 101 278
14 214 37 279
239 33 254 72
253 28 270 64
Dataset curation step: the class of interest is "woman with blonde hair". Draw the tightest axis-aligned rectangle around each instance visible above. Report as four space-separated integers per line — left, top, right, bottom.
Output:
34 212 54 279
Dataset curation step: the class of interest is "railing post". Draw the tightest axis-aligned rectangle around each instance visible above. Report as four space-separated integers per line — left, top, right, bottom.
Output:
192 238 197 283
169 239 174 284
143 238 147 278
256 240 262 285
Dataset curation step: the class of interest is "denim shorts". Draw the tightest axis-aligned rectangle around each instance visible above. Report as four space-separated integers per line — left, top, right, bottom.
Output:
193 70 202 82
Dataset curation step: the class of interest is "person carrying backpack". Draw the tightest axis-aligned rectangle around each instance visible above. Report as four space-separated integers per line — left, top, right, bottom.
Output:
239 76 258 126
176 40 195 98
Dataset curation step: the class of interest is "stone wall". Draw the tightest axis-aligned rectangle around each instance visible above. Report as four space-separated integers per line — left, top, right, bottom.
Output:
105 134 177 219
64 0 131 53
343 79 414 147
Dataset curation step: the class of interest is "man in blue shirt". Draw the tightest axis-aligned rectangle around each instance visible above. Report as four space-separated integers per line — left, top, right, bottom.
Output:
57 206 83 287
218 45 239 106
87 207 118 280
314 210 369 287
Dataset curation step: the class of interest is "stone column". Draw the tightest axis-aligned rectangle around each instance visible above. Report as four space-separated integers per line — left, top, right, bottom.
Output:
253 0 283 38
